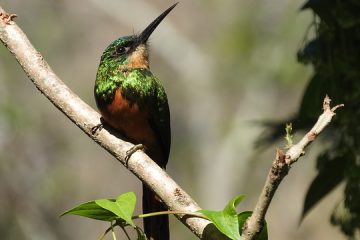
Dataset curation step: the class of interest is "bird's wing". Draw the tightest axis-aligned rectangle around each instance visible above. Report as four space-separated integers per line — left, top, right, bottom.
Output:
148 79 171 167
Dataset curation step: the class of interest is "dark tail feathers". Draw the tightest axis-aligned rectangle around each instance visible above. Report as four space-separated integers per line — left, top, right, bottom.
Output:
142 184 169 240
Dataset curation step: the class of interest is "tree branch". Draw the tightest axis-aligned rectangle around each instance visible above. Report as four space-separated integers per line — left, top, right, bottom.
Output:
241 95 344 240
1 6 343 240
0 6 225 239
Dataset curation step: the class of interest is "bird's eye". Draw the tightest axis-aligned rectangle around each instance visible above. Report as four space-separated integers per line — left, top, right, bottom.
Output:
115 46 129 55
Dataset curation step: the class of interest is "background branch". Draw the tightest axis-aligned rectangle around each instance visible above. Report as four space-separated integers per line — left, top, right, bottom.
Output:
0 6 225 239
242 95 343 240
0 4 343 240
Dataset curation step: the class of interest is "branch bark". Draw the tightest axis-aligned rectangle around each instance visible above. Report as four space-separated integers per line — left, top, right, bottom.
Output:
0 6 226 239
241 95 344 240
1 6 343 240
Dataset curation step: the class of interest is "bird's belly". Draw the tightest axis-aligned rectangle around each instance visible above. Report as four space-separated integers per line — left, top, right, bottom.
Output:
100 88 156 148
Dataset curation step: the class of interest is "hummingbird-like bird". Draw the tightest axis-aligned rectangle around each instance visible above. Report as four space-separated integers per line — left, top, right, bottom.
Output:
94 3 177 240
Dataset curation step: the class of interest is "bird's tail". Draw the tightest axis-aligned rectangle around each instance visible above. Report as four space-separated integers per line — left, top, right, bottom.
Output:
143 184 169 240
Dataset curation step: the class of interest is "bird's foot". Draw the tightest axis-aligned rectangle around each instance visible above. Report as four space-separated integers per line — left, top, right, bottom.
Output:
91 123 103 135
0 12 17 24
125 144 144 166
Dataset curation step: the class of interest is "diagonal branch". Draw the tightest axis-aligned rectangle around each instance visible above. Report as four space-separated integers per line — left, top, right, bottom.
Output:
1 6 343 240
241 95 344 240
0 6 225 239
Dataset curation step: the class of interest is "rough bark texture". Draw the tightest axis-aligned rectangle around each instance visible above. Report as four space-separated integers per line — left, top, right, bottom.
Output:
0 6 227 239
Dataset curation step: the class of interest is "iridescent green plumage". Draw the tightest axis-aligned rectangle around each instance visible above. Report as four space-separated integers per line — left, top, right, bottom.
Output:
94 35 170 161
94 44 171 161
95 48 167 108
93 4 177 240
94 36 134 104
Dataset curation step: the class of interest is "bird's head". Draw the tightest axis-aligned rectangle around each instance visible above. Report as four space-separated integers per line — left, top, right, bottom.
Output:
100 3 177 71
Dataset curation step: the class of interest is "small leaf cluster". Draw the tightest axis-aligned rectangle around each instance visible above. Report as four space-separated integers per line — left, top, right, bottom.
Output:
199 195 267 240
62 193 267 240
62 192 147 240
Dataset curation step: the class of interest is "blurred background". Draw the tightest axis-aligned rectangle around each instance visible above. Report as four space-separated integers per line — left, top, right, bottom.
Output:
0 0 346 239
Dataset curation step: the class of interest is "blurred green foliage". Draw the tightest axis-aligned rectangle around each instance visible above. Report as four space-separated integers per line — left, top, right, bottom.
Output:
1 0 343 239
262 0 360 238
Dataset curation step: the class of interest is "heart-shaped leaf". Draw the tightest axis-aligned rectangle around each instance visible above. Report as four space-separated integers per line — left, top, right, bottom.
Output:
95 192 136 227
198 195 245 240
61 200 117 221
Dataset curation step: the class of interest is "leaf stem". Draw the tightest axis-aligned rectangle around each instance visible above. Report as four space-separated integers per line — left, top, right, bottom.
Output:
97 231 107 240
134 211 209 220
120 225 131 240
111 224 117 240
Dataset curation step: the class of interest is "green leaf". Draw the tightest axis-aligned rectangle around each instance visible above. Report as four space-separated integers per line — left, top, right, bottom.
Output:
301 155 346 220
298 73 327 121
60 200 117 221
284 123 293 148
96 192 136 227
238 211 268 240
198 195 245 240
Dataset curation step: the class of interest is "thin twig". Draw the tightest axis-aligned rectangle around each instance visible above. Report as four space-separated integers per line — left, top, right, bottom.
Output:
241 95 343 240
0 6 343 240
0 6 224 239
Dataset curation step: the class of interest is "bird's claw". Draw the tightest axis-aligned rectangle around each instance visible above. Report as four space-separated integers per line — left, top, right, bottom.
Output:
91 123 103 135
125 144 144 166
0 12 17 24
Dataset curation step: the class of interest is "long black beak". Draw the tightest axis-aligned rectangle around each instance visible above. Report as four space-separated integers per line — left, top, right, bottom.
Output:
137 3 178 44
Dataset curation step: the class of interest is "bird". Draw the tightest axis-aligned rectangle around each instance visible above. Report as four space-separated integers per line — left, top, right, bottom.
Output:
94 3 177 240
